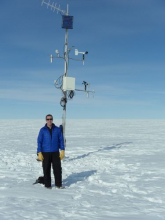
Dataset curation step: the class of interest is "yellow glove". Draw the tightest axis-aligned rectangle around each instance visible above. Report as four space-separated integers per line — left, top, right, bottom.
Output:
37 152 44 161
60 150 65 160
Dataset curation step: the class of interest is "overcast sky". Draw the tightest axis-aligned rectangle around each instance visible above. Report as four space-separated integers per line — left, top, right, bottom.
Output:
0 0 165 119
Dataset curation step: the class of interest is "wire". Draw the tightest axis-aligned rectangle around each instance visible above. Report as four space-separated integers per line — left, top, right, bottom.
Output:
60 97 67 107
67 90 75 100
59 91 75 107
54 75 63 89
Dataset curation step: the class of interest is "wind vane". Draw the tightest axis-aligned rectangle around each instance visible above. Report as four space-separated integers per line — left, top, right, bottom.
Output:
41 0 95 147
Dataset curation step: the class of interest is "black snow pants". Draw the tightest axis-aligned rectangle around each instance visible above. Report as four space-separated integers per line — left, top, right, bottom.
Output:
42 152 62 187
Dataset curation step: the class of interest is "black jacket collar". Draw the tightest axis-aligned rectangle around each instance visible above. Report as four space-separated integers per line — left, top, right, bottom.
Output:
45 123 55 129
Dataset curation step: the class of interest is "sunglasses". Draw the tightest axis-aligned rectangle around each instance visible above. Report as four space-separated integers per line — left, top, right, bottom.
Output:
46 118 53 121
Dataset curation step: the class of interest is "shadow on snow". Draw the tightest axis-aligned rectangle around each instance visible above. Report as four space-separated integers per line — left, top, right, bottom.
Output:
66 142 132 162
62 170 97 187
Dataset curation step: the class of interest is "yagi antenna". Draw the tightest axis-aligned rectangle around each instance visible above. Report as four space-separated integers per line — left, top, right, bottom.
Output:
41 0 67 15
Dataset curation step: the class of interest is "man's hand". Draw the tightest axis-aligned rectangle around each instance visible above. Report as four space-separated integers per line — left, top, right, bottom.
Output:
60 150 65 160
37 152 44 161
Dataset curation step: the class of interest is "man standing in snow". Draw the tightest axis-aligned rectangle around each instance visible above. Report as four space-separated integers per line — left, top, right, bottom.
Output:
37 114 65 189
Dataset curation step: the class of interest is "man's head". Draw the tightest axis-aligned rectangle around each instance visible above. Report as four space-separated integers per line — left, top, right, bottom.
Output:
45 114 53 127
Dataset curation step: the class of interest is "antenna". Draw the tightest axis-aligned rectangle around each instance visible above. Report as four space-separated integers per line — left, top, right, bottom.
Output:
41 0 67 15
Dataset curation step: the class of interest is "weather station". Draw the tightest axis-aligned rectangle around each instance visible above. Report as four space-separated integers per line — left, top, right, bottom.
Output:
41 0 95 147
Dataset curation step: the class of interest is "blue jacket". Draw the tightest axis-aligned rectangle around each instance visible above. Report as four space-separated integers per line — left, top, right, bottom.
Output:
37 124 65 153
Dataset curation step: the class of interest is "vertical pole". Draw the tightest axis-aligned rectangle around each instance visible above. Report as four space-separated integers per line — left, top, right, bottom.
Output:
62 4 69 148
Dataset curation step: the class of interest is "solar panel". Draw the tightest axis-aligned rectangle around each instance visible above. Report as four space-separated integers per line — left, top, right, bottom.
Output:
62 16 73 29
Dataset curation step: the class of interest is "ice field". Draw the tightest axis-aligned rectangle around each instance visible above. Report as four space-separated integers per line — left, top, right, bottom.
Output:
0 119 165 220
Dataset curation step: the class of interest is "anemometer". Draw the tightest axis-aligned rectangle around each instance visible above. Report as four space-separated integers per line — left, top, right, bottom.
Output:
41 0 95 147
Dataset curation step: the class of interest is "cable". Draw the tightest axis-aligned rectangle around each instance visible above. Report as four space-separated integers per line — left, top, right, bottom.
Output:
60 97 67 107
59 91 75 107
54 75 63 89
67 90 75 100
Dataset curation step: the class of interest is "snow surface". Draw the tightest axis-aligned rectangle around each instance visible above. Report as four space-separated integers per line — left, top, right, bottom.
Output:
0 119 165 220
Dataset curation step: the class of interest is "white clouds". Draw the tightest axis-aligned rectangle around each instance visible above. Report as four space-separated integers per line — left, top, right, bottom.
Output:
0 88 58 102
0 80 60 102
146 91 165 95
1 61 164 106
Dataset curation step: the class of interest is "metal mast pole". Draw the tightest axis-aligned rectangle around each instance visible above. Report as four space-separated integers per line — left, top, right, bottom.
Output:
62 4 69 147
41 1 93 148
